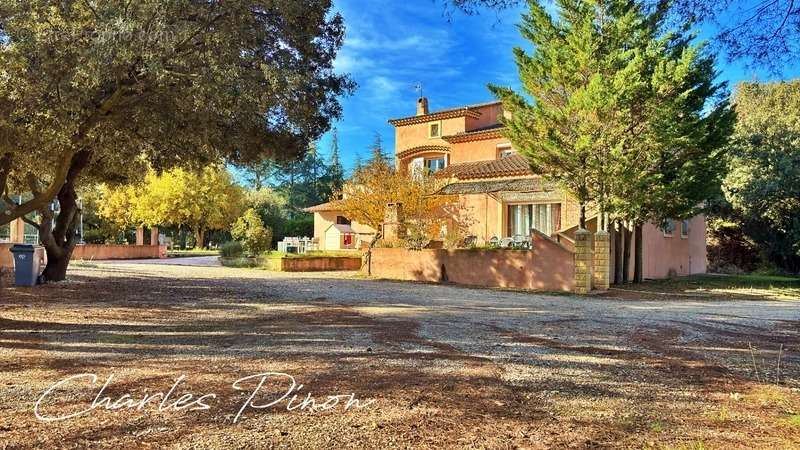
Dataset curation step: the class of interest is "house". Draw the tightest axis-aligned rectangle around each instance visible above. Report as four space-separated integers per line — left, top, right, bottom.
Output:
306 97 707 279
304 203 374 251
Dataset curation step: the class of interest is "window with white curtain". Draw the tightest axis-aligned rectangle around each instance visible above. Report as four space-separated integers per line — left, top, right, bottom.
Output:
507 203 560 237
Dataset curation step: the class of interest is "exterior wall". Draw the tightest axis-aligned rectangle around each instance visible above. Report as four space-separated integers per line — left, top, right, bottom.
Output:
457 193 503 243
71 244 166 261
640 215 707 279
280 257 362 272
0 243 13 268
448 137 510 163
465 103 503 130
398 149 449 175
369 231 575 292
313 211 375 251
1 243 166 269
394 117 466 154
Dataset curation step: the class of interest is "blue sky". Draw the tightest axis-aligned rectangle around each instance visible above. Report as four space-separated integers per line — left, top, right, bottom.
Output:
316 0 799 173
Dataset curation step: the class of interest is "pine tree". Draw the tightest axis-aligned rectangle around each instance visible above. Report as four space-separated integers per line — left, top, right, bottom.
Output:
325 128 345 195
368 131 392 167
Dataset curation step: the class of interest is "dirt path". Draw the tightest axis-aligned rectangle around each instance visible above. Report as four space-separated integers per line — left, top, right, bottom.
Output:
0 262 798 449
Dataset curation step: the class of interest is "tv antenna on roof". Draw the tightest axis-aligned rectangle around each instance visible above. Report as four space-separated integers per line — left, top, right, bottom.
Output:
414 82 423 98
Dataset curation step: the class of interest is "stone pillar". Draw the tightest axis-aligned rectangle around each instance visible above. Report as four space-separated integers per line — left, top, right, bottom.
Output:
382 203 405 243
150 226 160 246
593 230 610 291
135 226 145 246
9 217 25 243
574 229 593 294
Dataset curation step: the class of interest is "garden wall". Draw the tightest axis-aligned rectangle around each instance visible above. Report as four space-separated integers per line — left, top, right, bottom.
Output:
279 256 362 272
369 231 575 292
220 255 362 271
71 244 166 261
1 243 166 269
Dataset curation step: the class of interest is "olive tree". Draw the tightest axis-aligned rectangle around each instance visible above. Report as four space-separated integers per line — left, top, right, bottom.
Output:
0 1 353 280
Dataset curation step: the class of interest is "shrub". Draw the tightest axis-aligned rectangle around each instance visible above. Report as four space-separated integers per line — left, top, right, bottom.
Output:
284 215 314 237
220 241 244 258
231 208 273 256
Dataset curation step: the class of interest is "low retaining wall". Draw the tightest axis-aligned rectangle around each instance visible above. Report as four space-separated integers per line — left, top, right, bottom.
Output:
280 256 362 272
71 244 166 261
220 256 362 272
369 232 575 292
1 243 166 269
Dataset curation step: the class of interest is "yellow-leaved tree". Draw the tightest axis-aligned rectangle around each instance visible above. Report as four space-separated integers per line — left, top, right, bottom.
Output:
99 166 245 247
332 157 461 273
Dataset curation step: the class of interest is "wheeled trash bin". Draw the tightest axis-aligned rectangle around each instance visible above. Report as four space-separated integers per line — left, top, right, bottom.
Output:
9 244 46 286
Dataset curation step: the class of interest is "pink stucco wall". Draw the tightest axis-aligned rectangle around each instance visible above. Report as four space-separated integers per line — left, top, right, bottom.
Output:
1 244 166 269
640 215 707 279
0 243 13 269
369 231 575 292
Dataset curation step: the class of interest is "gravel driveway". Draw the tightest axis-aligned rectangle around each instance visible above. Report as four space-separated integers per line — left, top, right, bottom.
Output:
1 262 798 448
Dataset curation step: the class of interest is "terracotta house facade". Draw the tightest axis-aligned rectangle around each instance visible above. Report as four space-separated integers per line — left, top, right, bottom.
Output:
306 97 707 280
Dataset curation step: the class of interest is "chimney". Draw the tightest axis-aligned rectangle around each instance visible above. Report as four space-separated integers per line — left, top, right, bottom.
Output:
416 97 429 116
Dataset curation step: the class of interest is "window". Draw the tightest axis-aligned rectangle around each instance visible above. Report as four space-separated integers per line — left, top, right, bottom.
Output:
661 219 675 237
428 121 441 138
0 223 9 243
424 157 446 173
336 216 351 225
507 203 561 237
497 143 516 159
681 219 689 238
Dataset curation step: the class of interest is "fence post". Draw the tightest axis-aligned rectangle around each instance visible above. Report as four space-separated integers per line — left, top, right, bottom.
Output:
574 229 592 294
593 230 610 291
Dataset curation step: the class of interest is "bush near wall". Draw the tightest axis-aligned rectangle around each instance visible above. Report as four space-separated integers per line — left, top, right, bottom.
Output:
220 251 361 271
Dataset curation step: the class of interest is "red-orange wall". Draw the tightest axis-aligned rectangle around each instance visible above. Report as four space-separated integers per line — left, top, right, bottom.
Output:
394 117 466 153
369 232 575 292
449 137 510 163
641 216 707 278
465 103 503 130
0 244 166 269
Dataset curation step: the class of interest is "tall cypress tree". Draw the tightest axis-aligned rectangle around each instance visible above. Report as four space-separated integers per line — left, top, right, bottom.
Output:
491 0 733 281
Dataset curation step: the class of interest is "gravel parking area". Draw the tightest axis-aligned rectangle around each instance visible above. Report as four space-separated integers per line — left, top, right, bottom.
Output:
1 262 798 448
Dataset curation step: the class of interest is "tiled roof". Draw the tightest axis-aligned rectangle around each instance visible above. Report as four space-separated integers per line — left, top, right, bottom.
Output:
303 201 339 212
442 124 505 143
396 145 450 160
435 154 533 180
388 100 501 127
437 177 544 195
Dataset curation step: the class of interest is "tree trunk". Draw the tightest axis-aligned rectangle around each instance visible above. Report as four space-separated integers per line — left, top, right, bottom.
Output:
195 229 205 250
579 202 586 229
634 223 644 283
622 224 632 283
613 221 623 285
40 150 92 282
364 231 383 276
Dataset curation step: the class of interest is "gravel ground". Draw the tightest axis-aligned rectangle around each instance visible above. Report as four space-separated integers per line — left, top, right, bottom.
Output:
1 262 798 449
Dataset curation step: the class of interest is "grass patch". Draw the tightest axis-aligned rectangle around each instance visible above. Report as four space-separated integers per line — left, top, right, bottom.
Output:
219 257 259 268
167 249 220 258
260 250 361 259
787 415 800 427
71 260 99 268
617 273 800 301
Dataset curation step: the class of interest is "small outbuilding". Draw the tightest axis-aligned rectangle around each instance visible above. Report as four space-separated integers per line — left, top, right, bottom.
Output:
324 224 356 250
